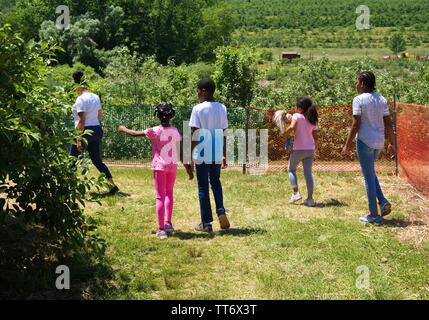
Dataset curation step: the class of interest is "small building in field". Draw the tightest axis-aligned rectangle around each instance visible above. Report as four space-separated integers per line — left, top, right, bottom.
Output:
281 52 301 60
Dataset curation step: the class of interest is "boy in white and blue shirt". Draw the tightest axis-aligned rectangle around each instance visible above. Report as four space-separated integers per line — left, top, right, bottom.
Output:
189 78 230 232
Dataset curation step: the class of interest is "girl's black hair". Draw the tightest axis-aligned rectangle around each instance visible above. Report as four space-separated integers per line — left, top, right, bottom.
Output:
296 96 318 126
358 71 376 92
154 102 175 126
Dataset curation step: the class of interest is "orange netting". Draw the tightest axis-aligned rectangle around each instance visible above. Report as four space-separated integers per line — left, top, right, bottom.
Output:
397 103 429 197
245 103 396 174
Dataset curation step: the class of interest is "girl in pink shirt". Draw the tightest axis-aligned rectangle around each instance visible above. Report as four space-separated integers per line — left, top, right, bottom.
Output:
118 103 192 239
274 97 319 206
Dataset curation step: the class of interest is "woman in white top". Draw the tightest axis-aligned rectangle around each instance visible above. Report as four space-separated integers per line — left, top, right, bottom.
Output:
342 71 396 224
70 71 118 195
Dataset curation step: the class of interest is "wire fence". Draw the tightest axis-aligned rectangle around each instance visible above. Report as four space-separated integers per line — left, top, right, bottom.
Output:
244 103 396 174
100 103 395 172
97 102 429 195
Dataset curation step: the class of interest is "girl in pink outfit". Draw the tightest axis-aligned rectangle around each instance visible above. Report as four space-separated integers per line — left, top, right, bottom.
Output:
273 97 319 207
118 103 191 239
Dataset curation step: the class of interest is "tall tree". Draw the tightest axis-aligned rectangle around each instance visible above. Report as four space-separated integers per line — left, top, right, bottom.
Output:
198 6 236 61
388 32 407 55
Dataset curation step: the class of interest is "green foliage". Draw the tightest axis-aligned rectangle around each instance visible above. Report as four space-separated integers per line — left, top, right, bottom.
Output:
97 53 200 106
252 57 429 109
46 62 101 92
258 49 274 64
388 33 407 55
198 5 236 61
229 0 429 30
0 25 106 256
228 0 429 49
39 11 108 69
213 46 258 108
5 0 231 66
101 47 145 104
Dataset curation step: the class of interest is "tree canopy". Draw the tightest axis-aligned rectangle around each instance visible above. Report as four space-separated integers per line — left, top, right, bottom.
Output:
1 0 235 69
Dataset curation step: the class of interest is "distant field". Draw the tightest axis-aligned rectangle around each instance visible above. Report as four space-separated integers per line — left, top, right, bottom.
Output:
264 47 429 61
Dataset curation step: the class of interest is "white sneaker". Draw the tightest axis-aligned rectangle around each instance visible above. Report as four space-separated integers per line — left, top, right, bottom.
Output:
304 199 316 207
288 193 302 204
156 230 168 240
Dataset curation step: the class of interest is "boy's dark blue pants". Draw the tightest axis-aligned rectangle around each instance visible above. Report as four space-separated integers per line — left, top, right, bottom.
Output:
195 163 226 226
69 125 113 180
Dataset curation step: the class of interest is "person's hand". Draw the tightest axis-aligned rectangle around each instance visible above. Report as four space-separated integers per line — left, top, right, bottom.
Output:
187 168 194 180
77 140 84 153
388 144 396 159
184 164 194 180
222 156 228 169
117 125 126 132
314 148 319 161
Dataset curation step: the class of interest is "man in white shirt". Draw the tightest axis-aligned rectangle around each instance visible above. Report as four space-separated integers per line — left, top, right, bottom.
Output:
70 70 119 195
189 78 230 232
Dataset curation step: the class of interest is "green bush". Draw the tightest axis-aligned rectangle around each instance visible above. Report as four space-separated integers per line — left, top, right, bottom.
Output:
213 46 258 108
0 25 106 257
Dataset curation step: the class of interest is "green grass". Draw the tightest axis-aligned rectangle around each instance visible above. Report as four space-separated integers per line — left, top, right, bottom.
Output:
84 167 429 300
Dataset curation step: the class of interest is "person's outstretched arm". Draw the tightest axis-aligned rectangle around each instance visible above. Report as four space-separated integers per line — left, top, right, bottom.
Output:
117 125 146 137
342 115 361 155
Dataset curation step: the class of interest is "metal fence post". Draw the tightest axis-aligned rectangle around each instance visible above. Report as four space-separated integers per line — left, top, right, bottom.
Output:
393 95 399 177
243 106 250 174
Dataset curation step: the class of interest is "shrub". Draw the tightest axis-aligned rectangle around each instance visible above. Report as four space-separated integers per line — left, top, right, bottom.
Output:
213 46 258 108
0 25 106 257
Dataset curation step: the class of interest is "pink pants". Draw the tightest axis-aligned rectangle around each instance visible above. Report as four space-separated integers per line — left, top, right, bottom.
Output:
153 170 177 230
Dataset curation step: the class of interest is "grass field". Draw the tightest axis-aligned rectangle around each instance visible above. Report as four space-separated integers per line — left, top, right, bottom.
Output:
3 166 428 300
79 166 429 300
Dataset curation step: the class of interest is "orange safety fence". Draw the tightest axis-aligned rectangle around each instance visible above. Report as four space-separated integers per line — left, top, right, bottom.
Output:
396 103 429 197
244 103 396 175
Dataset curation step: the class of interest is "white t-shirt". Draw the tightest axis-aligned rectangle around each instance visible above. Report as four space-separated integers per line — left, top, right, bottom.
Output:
353 92 390 150
189 101 228 130
189 101 228 163
72 92 102 128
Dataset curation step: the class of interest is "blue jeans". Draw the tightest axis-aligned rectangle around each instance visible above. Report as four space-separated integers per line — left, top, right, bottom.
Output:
356 139 389 215
69 125 113 180
195 163 225 226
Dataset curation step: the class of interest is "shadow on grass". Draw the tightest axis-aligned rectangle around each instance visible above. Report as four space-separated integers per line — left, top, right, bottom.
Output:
172 227 266 240
311 199 348 208
0 222 119 300
382 218 427 228
218 227 266 237
90 191 131 199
